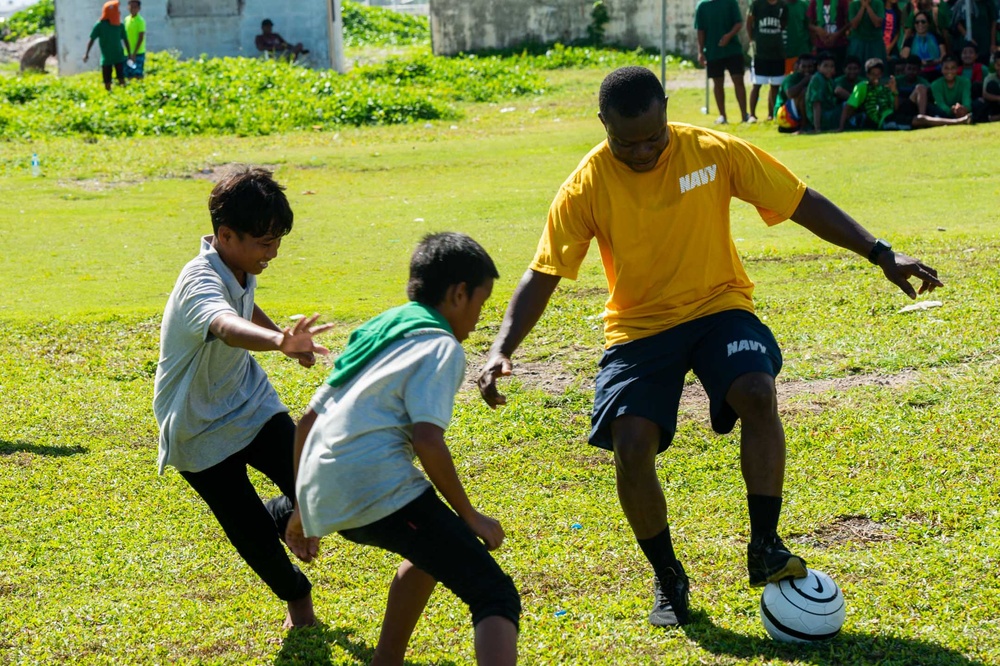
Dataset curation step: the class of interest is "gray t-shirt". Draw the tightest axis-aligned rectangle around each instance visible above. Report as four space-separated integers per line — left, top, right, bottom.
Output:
153 236 286 474
296 332 465 536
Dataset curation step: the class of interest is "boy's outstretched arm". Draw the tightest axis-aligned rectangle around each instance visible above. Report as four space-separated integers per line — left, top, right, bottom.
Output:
412 422 506 550
286 408 320 562
790 188 943 298
210 310 333 366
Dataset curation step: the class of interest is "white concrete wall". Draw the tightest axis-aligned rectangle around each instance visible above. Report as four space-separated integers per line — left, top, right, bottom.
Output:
430 0 725 59
56 0 341 76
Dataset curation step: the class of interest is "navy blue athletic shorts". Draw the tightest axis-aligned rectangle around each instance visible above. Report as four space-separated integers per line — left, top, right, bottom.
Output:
590 309 782 453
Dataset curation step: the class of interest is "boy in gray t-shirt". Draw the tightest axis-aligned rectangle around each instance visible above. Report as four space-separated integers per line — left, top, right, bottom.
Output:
286 233 520 665
153 166 333 629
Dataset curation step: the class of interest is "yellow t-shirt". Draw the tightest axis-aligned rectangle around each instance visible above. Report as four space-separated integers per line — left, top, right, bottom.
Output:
530 123 807 347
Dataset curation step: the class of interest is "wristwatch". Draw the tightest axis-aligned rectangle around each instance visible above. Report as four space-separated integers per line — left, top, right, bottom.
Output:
868 238 892 265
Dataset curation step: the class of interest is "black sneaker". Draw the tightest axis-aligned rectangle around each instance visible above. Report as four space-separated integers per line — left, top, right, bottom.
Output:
747 532 808 587
649 562 690 626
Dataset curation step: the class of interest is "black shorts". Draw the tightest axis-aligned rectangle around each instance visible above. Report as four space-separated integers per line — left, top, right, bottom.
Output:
102 61 125 86
340 488 521 630
590 309 782 453
707 53 746 79
751 57 786 78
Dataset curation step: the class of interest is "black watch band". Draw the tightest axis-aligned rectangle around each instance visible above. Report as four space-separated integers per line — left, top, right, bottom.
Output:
868 238 892 265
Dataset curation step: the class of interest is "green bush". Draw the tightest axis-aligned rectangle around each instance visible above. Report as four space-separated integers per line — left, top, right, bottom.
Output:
0 50 545 139
0 0 55 42
342 0 430 47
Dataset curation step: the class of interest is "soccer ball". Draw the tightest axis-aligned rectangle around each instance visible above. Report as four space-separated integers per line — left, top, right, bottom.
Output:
760 568 845 642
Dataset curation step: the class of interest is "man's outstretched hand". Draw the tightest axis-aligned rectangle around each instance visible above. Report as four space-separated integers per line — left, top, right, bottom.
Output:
285 506 320 563
879 252 943 299
477 353 513 408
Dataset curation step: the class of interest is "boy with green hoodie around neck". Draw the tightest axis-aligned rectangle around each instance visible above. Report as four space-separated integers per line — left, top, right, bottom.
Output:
287 233 520 666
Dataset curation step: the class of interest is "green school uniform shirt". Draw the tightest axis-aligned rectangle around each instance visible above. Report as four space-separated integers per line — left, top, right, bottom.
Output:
847 80 896 127
930 77 972 110
834 74 860 94
695 0 745 62
848 0 885 42
90 21 127 66
773 71 805 116
784 0 813 57
124 14 147 55
806 73 839 126
750 0 787 60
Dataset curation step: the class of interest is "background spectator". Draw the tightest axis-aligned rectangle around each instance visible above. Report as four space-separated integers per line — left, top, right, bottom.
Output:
784 0 814 73
696 0 750 123
842 56 971 127
834 54 863 98
747 0 788 121
806 52 844 130
884 0 907 56
848 0 888 65
951 0 998 63
774 53 816 131
83 1 130 92
981 52 1000 119
255 19 309 61
808 0 851 68
901 11 946 77
931 54 973 116
124 0 146 80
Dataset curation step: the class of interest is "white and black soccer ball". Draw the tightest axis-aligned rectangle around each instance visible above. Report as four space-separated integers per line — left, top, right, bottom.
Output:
760 568 845 643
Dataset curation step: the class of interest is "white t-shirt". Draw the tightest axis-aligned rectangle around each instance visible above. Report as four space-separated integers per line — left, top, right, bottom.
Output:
296 332 465 536
153 236 286 474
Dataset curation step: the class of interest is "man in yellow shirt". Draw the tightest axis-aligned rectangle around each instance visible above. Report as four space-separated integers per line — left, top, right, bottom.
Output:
123 0 146 79
477 66 942 627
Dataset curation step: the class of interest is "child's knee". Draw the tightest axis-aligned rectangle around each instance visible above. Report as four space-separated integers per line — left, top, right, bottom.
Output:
469 573 521 632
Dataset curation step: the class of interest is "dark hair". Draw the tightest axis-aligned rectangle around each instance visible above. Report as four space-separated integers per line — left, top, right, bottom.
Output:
598 66 665 118
208 165 293 238
817 52 836 66
865 57 885 73
407 232 499 306
941 55 959 66
128 0 141 5
904 54 922 66
261 18 273 27
844 55 862 68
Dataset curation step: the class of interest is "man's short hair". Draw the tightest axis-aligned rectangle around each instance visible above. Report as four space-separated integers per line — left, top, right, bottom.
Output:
941 55 960 67
904 54 921 66
844 55 862 68
598 66 665 118
865 58 885 73
797 53 817 63
261 18 273 27
128 0 140 6
817 51 836 66
208 165 293 238
407 232 499 307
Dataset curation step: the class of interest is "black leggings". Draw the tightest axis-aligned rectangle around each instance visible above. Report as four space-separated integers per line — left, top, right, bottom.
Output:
101 62 125 87
180 413 311 602
341 488 521 630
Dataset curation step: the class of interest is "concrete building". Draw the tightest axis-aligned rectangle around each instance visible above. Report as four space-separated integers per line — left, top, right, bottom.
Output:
55 0 345 76
430 0 723 59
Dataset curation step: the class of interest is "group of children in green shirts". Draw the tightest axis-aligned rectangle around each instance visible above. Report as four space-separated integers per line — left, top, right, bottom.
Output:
774 48 999 131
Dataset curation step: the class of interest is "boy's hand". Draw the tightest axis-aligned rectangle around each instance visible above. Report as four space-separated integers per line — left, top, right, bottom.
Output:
477 353 513 408
465 511 506 551
279 313 334 363
887 76 898 93
285 506 320 562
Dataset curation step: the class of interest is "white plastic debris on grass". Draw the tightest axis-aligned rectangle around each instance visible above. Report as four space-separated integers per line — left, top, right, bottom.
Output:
897 301 943 313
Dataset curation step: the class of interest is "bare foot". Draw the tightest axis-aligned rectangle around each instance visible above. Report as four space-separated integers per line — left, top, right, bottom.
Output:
283 593 317 629
285 507 320 563
959 114 972 124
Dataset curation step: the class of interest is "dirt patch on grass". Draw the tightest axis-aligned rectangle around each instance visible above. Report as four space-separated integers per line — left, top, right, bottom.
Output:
189 163 278 183
791 515 896 548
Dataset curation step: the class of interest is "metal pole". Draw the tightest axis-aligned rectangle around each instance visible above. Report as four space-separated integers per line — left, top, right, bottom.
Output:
660 0 667 85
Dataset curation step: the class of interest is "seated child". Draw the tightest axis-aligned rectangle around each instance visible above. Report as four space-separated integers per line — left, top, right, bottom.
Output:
930 55 972 118
255 19 309 61
982 54 1000 122
806 52 844 131
841 57 970 129
958 42 986 99
774 53 816 132
834 55 863 100
895 54 932 99
286 232 520 665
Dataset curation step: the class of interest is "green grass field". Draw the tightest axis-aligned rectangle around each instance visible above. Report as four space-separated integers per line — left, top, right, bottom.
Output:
1 62 999 666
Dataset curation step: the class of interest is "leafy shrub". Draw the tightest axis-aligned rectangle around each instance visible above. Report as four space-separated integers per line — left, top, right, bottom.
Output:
0 50 544 139
342 0 430 47
0 0 55 42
